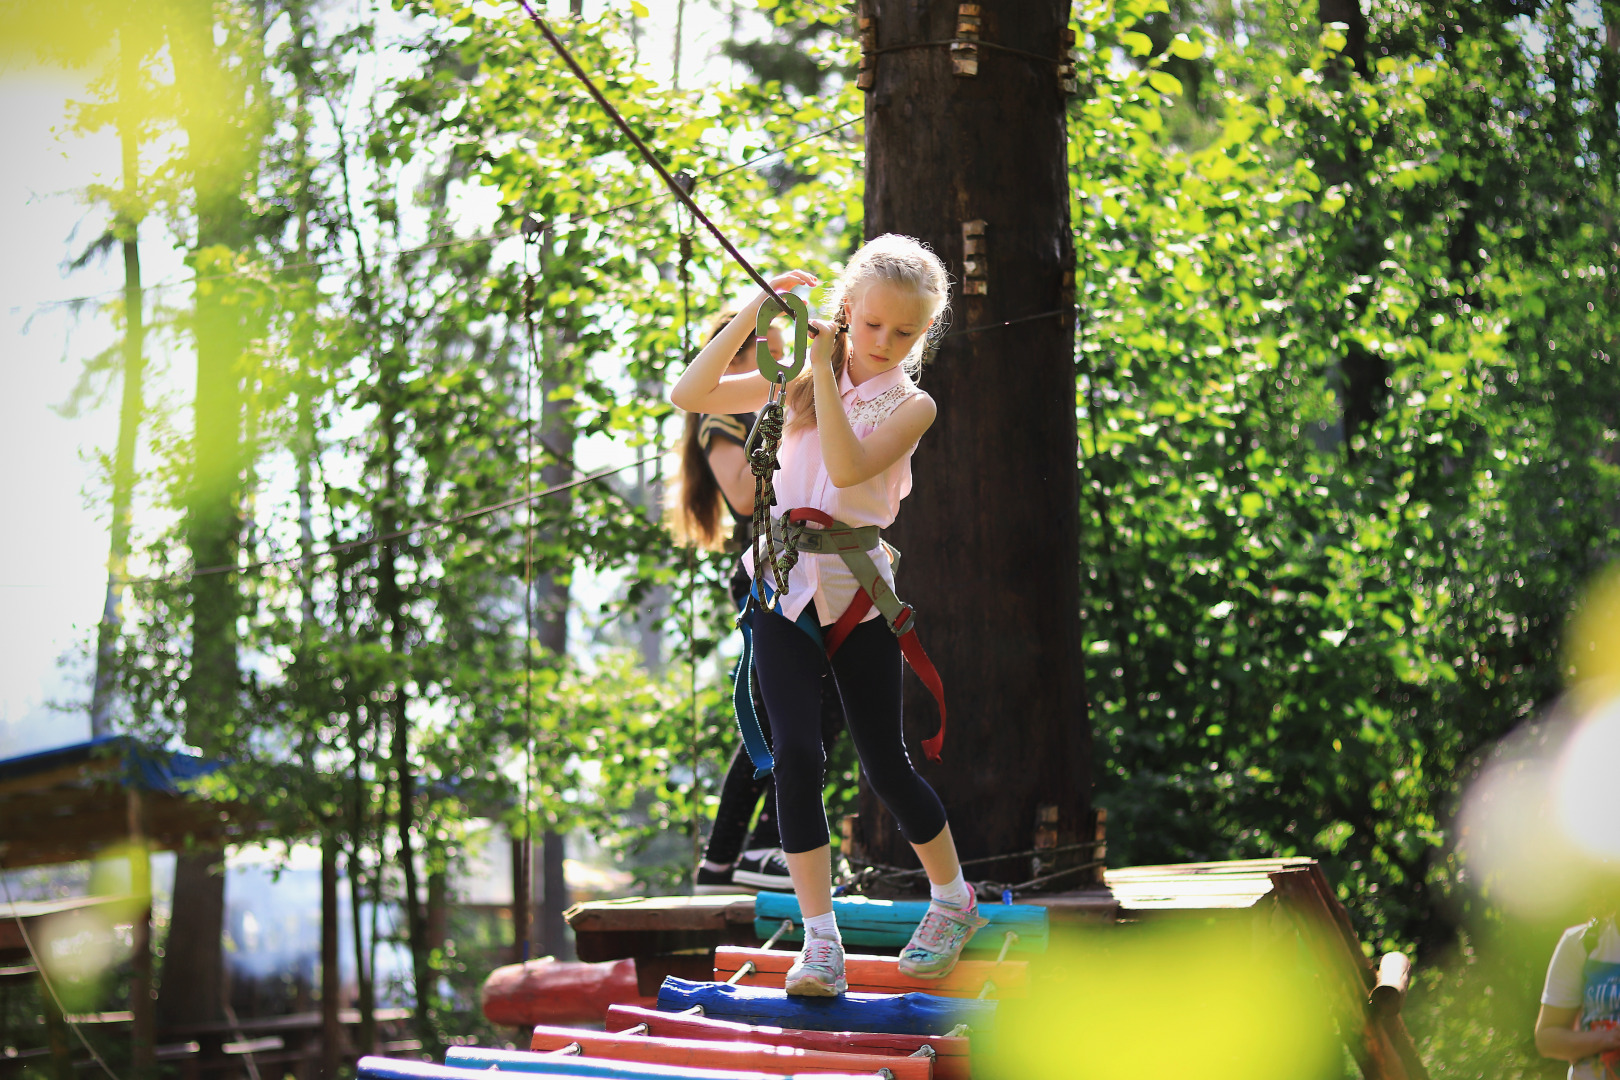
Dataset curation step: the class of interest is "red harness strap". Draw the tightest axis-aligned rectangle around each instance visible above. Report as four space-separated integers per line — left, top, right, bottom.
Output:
786 508 947 763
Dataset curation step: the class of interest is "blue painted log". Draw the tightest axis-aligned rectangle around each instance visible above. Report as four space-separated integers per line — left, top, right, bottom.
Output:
363 1051 869 1080
655 977 997 1053
752 891 1047 953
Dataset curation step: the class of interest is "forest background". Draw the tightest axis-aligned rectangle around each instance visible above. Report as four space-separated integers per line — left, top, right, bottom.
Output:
4 0 1620 1076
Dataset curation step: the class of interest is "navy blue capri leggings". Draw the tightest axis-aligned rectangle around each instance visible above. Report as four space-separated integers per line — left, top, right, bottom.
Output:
748 605 948 854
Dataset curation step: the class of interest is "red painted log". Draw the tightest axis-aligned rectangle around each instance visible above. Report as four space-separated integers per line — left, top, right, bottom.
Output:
482 957 651 1025
603 1006 970 1080
527 1024 930 1080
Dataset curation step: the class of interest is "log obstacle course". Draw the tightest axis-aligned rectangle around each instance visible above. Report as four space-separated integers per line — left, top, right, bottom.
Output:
465 860 1431 1080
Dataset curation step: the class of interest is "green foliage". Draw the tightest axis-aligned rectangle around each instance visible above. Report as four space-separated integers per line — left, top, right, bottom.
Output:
51 0 1620 1066
1074 0 1620 959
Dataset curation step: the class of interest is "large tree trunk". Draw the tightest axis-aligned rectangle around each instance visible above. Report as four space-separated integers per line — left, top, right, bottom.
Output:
856 0 1091 886
161 0 257 1031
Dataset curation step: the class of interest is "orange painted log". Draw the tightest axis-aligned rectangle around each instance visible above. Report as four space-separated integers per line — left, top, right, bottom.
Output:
528 1024 930 1080
714 947 1026 999
482 957 653 1026
603 1005 970 1080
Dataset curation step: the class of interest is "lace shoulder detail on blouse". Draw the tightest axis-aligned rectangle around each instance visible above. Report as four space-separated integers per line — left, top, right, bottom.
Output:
847 384 920 428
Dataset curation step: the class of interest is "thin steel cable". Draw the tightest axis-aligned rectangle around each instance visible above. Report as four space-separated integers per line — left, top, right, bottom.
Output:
514 1 796 318
114 456 653 587
28 118 862 315
0 865 125 1080
941 307 1069 339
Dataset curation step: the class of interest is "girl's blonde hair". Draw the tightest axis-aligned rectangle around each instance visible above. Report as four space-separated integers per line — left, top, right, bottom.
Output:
671 310 746 549
784 233 950 430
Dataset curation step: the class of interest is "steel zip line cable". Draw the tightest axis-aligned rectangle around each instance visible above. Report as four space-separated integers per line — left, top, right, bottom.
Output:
515 0 797 320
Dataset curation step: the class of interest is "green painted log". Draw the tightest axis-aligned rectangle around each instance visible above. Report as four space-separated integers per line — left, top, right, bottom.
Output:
752 891 1047 952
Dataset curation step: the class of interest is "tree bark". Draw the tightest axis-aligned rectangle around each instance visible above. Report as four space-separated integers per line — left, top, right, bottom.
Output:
857 0 1091 885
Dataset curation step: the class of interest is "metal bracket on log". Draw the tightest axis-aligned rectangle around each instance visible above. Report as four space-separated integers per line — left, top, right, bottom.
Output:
857 16 877 91
962 220 988 295
1059 28 1079 94
952 5 981 77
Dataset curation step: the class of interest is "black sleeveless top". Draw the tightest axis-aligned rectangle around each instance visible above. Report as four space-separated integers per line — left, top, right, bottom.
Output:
698 412 756 546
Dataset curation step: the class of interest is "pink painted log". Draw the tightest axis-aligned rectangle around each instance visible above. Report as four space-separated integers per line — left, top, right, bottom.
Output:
481 957 652 1026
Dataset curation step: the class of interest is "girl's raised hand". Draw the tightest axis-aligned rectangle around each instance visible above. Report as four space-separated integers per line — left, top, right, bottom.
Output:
766 269 818 295
807 318 838 369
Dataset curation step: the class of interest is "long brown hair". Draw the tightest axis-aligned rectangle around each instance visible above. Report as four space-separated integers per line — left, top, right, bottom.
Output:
785 234 951 431
671 310 746 549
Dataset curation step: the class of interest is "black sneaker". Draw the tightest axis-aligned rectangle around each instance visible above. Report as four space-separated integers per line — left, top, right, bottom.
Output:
695 862 739 895
732 848 793 891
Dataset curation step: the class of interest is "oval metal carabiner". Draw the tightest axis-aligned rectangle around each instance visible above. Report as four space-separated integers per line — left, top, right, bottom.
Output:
755 291 809 384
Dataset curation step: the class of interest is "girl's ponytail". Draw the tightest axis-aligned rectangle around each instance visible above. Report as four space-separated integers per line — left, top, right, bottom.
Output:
670 310 743 549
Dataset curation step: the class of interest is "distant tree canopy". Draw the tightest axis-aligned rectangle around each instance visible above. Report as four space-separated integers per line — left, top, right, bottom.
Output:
22 0 1620 1068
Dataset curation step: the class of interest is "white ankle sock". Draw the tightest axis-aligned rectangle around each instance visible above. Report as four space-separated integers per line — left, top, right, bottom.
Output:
699 859 733 873
930 871 971 910
803 911 840 942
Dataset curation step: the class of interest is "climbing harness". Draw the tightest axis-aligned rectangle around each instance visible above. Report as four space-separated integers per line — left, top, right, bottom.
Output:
770 508 949 765
726 314 949 773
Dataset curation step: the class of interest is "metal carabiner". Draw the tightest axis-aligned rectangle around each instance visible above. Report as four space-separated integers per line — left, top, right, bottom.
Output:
755 291 809 384
743 372 788 459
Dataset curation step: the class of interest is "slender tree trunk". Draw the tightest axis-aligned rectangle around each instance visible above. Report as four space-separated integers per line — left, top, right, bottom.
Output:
378 385 432 1044
347 834 374 1055
127 790 155 1079
857 0 1090 883
88 73 147 735
511 836 531 964
535 359 575 961
319 835 342 1079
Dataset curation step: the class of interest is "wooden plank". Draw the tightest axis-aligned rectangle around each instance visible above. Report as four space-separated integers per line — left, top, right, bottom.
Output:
752 893 1046 952
604 1005 969 1080
567 896 758 935
569 898 761 962
715 946 1026 999
523 1025 930 1080
1267 868 1415 1080
655 978 996 1052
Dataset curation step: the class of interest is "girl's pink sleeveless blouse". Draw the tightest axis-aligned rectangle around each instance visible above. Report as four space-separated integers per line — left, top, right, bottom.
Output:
742 363 921 626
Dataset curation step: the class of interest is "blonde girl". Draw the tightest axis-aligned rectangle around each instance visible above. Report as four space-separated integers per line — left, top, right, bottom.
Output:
669 234 984 996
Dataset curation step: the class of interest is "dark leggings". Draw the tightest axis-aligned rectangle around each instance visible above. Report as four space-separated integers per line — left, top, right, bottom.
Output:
703 569 843 864
749 606 948 854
